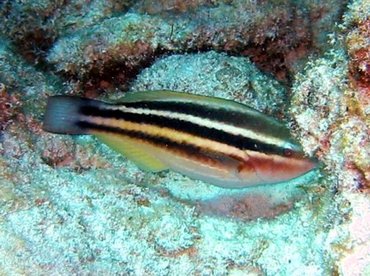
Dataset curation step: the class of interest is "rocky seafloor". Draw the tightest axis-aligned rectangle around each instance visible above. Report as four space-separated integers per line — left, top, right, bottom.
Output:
0 0 369 275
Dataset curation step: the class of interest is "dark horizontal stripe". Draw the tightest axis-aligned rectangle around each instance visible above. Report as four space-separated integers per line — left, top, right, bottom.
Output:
119 100 281 135
79 105 284 156
77 121 234 164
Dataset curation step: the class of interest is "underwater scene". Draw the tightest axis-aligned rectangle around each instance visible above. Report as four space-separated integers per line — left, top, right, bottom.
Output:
0 0 369 275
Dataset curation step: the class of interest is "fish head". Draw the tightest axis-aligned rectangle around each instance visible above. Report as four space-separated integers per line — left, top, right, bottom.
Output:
249 139 318 185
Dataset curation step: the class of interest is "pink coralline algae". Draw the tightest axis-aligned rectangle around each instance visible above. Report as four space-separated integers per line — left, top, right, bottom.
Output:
291 49 370 192
0 85 21 132
347 18 370 114
41 0 345 95
0 0 369 275
291 1 370 192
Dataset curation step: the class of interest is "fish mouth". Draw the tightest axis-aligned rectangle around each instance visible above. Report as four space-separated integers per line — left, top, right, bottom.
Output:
306 156 319 172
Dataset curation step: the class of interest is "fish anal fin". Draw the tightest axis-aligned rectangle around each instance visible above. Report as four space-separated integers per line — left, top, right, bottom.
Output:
95 133 168 172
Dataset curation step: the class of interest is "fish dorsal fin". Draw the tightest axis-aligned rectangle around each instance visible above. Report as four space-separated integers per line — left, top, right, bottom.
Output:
95 133 168 172
121 90 258 114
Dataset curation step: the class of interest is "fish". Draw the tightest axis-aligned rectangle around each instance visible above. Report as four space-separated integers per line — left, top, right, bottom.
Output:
42 90 317 188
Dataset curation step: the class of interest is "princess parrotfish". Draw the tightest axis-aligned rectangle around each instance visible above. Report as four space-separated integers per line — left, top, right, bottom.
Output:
42 90 316 188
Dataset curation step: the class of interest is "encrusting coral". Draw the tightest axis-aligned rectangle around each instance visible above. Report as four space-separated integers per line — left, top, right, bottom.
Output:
291 0 370 192
42 0 344 91
131 51 287 116
0 0 369 274
290 0 370 273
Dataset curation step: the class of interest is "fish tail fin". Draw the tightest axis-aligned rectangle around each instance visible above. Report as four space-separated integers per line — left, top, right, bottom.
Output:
43 96 101 134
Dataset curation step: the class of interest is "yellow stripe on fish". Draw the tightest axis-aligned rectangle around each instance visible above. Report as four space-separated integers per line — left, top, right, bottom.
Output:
43 90 317 188
82 117 248 161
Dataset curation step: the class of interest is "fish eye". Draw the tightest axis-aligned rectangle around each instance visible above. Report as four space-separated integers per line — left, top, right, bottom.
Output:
283 147 293 157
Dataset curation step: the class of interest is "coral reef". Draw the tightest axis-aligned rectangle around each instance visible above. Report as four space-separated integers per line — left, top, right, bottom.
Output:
345 2 370 117
131 51 287 116
0 37 64 120
38 0 344 92
290 0 370 274
0 39 333 275
0 83 20 132
0 0 134 64
291 10 370 192
0 0 369 275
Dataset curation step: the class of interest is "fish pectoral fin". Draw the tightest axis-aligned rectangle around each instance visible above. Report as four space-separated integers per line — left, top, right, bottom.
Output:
95 133 168 172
